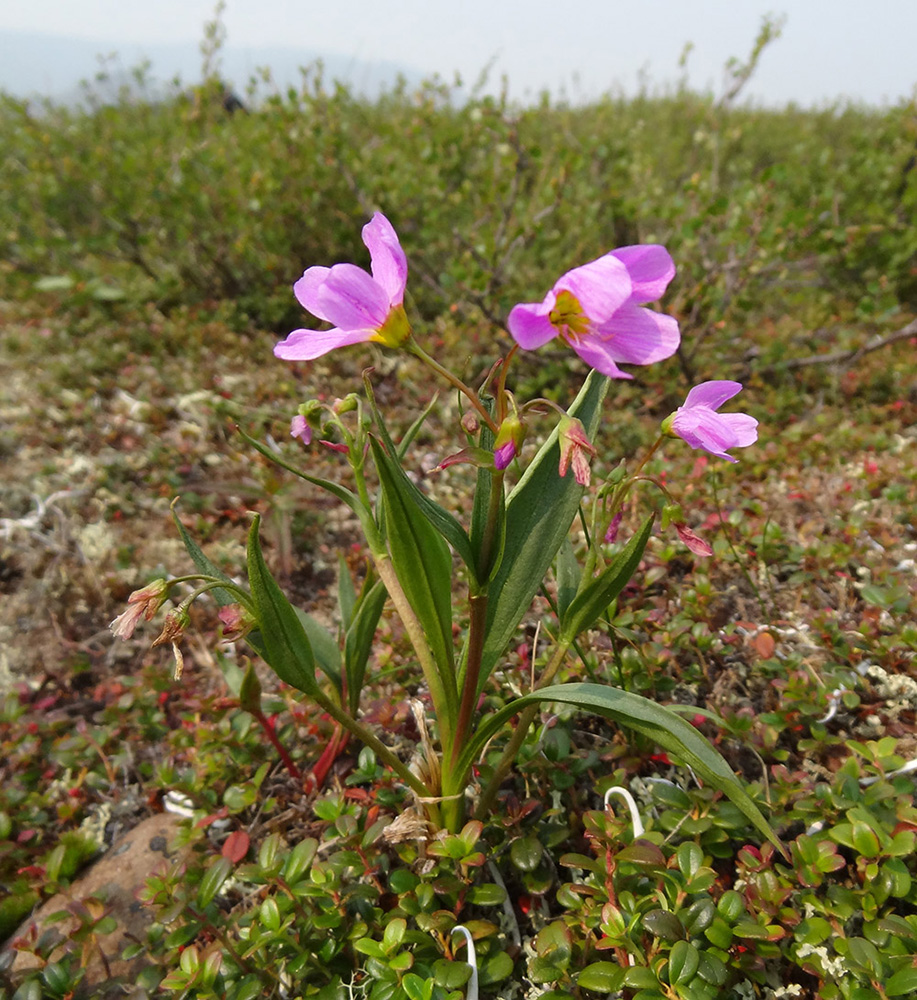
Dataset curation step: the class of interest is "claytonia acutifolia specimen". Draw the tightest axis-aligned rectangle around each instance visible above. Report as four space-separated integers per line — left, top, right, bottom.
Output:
665 380 758 462
558 416 597 486
274 212 411 361
507 244 680 378
110 578 169 639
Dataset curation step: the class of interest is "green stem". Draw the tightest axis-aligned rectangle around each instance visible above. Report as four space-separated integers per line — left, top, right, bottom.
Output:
473 639 571 820
408 341 499 433
452 463 504 751
309 685 436 817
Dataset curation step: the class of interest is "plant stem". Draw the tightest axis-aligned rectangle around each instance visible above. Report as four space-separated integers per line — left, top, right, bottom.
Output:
308 684 439 823
409 341 499 433
473 639 571 820
251 708 302 780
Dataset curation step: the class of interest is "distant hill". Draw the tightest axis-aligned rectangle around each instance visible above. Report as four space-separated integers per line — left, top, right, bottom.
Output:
0 29 427 105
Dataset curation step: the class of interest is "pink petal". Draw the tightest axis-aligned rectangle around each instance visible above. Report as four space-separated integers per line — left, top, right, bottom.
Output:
568 336 631 378
507 299 559 349
593 303 681 365
675 523 713 557
559 254 632 323
670 408 741 461
610 245 676 303
316 264 390 330
293 266 333 319
290 415 312 444
362 213 407 306
718 412 759 448
494 440 516 469
682 380 743 410
273 325 374 361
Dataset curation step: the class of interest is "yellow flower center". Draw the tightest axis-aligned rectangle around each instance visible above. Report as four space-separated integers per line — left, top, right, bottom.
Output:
549 289 590 343
372 303 412 349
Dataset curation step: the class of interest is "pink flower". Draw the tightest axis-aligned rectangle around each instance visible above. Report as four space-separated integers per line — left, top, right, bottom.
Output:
274 213 411 362
667 381 758 463
558 417 597 486
492 414 525 471
290 415 311 444
604 510 624 544
507 245 679 378
110 579 169 639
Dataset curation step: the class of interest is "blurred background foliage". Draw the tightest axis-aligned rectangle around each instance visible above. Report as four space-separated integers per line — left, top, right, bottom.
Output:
1 34 915 386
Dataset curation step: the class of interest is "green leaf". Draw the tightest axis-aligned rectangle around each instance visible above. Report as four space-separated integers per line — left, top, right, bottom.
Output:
293 607 341 690
239 429 374 533
171 502 237 606
198 856 232 908
246 515 318 696
460 682 784 857
886 967 917 997
370 437 456 681
344 577 387 715
560 514 654 640
369 434 478 580
480 370 609 682
668 940 700 984
577 962 625 992
555 535 580 621
338 554 357 629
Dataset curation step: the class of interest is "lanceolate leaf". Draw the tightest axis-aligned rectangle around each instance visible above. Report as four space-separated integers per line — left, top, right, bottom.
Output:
171 503 236 606
344 577 387 715
480 370 610 683
246 515 318 696
292 608 341 693
369 435 478 579
369 437 456 679
560 514 655 641
461 682 784 857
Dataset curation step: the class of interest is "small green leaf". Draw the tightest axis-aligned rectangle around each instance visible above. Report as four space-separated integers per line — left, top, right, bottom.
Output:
677 842 704 878
198 856 232 907
510 834 543 872
642 909 685 941
886 967 917 996
668 940 700 984
577 961 625 992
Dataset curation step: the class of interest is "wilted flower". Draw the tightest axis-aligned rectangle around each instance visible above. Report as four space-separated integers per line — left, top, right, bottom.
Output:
152 608 191 680
558 416 597 486
675 523 713 557
274 213 411 362
665 380 758 463
218 604 256 641
507 245 679 378
109 578 169 639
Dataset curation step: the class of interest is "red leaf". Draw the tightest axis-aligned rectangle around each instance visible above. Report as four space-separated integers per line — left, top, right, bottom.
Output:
222 830 250 863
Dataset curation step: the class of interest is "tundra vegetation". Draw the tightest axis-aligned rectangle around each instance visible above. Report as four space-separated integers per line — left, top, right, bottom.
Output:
0 20 916 1000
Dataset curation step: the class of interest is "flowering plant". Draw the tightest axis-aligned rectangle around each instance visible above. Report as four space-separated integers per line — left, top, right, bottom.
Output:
114 212 775 849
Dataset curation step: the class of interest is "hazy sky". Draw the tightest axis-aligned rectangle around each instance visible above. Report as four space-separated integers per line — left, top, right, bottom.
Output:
2 0 916 107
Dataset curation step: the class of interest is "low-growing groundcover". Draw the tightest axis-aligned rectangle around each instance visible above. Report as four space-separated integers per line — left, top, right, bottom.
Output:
2 48 917 1000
